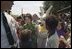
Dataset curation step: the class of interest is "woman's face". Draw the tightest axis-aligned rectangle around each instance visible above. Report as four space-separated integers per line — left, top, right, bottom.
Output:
57 22 62 30
25 17 31 24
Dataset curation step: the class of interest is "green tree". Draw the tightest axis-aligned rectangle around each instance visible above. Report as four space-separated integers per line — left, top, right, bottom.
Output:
43 1 71 13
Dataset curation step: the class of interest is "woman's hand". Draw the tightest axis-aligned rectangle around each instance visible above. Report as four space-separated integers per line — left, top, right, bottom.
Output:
23 29 32 34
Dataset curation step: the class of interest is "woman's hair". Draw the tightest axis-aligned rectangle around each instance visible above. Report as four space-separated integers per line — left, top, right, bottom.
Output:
24 13 32 21
17 16 22 19
45 16 58 30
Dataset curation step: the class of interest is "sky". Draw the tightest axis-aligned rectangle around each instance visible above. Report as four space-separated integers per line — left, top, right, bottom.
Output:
11 1 44 16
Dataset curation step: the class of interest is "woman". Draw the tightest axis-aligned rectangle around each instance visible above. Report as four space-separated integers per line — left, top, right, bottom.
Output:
57 21 68 48
16 16 24 39
57 21 65 37
15 16 25 48
59 28 71 48
45 16 59 48
19 13 37 48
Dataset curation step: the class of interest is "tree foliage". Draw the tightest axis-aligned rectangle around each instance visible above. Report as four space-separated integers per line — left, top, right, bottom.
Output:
43 1 71 13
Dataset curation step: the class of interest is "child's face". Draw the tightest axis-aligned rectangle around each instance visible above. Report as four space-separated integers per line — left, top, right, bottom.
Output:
25 17 31 24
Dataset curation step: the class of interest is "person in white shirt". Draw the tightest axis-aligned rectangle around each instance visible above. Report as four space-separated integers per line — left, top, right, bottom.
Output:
45 16 59 48
1 1 18 48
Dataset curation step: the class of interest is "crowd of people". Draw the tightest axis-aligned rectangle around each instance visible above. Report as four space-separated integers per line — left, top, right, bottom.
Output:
1 1 71 48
